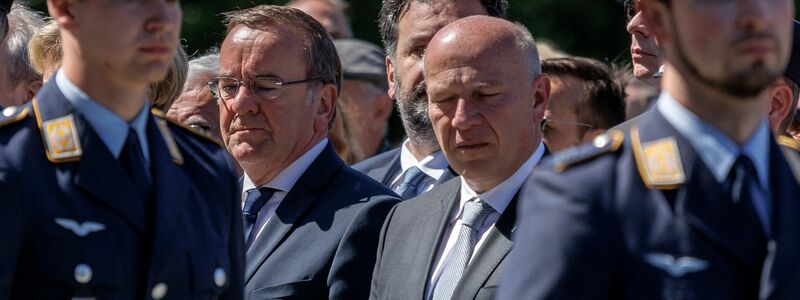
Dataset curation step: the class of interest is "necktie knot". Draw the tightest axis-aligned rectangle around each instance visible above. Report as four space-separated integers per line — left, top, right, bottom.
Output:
243 187 277 222
460 199 494 230
396 166 427 200
120 128 150 195
727 154 757 203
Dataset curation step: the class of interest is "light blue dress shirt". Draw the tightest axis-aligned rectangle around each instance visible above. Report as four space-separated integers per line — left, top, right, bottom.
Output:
55 70 151 168
657 92 771 235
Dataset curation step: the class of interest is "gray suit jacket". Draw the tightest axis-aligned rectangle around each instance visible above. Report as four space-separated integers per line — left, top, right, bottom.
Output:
244 144 401 299
352 146 458 189
370 178 517 300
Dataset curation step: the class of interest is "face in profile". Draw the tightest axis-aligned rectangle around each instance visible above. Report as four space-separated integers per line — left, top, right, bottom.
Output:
167 74 222 143
625 0 661 81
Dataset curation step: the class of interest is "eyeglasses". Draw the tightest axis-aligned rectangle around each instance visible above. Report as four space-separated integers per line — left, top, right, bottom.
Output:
623 0 640 23
208 76 321 101
541 118 594 133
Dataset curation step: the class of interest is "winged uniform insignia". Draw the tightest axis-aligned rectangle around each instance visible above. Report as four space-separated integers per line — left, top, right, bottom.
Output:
54 218 106 237
645 253 709 277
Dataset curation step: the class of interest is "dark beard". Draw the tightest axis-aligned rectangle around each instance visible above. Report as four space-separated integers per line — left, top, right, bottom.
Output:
671 17 782 98
395 78 439 148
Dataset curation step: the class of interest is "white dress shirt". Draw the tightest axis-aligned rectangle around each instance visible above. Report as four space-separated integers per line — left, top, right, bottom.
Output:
390 139 450 197
241 138 329 241
425 143 545 299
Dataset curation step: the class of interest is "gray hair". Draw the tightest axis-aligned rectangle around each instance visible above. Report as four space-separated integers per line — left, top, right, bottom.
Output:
378 0 508 59
187 48 220 81
5 2 44 84
512 22 541 77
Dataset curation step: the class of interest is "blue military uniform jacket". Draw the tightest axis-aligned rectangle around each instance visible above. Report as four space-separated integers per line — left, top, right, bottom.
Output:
500 108 800 300
0 81 244 299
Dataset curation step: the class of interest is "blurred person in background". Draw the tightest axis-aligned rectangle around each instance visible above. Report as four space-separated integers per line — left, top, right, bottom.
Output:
287 0 352 39
541 57 626 152
148 45 187 111
0 2 43 109
330 38 393 165
624 0 662 87
167 50 222 144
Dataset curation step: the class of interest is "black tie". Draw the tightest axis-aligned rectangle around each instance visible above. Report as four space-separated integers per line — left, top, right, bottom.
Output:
726 155 767 268
120 128 151 198
242 187 277 248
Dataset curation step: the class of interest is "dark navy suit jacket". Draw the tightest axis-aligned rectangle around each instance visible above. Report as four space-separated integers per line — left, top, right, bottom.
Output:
500 109 800 300
0 81 244 299
244 144 401 299
352 146 458 188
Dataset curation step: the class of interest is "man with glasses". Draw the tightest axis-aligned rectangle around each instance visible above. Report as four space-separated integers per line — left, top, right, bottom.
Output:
0 0 243 298
501 0 800 298
215 5 400 299
541 57 626 152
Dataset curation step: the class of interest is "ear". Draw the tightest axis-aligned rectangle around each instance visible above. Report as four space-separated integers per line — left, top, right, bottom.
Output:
386 56 397 100
767 83 793 132
532 74 551 122
316 83 338 131
47 0 76 30
640 0 671 43
25 80 43 101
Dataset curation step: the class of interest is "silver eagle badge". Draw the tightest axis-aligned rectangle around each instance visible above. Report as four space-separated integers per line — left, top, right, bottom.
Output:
645 253 709 278
55 218 106 237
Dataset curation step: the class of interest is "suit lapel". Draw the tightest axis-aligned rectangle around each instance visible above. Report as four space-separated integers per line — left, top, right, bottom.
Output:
408 179 460 300
374 149 401 186
244 144 344 283
33 83 147 233
761 141 800 298
452 191 518 299
437 167 458 184
146 116 191 269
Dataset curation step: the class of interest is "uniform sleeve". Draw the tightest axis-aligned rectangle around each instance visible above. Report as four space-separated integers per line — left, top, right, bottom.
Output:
369 203 399 300
328 195 400 300
0 166 24 298
498 166 617 300
221 163 245 300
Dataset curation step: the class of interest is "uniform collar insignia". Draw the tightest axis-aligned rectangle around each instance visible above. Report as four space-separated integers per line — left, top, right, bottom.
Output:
153 116 184 165
632 127 686 189
35 98 83 163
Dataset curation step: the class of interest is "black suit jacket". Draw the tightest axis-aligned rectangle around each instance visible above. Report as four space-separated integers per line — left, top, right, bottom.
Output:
244 144 401 299
0 81 244 299
352 146 458 188
370 178 517 300
500 108 800 300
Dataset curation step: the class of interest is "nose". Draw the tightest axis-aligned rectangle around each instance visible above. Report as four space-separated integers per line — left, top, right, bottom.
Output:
737 0 771 32
144 0 182 35
451 98 481 130
227 86 260 116
626 12 652 37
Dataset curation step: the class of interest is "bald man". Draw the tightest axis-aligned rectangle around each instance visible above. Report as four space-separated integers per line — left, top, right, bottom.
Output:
369 16 549 300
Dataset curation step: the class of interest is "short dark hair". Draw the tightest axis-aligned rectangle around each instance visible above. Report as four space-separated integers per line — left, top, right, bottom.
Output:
223 5 342 93
378 0 508 58
542 57 626 130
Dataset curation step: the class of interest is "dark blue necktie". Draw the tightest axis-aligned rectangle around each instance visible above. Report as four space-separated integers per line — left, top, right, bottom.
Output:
120 128 151 198
726 155 767 268
243 187 277 248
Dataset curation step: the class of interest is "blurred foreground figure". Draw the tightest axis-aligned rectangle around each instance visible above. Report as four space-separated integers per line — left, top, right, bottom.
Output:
287 0 352 39
215 6 399 299
0 0 244 298
370 16 549 300
501 0 800 299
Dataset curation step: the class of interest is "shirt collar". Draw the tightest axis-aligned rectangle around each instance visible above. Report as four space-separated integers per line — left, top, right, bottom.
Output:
656 92 770 189
456 142 545 220
55 69 151 165
242 139 329 193
399 139 449 181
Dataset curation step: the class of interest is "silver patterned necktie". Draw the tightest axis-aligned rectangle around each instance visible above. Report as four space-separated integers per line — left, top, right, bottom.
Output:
431 199 495 300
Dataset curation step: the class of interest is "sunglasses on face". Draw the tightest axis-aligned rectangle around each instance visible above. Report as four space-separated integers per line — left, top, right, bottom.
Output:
623 0 640 23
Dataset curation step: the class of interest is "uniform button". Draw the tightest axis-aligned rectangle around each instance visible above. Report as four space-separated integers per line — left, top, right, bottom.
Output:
593 134 610 148
151 282 168 300
214 267 227 287
74 264 92 284
2 106 16 117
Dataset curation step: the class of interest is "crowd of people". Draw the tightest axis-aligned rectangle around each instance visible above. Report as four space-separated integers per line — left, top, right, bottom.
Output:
0 0 799 299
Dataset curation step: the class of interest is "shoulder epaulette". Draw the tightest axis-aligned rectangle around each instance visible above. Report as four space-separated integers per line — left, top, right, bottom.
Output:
778 135 800 152
0 105 31 128
150 108 224 148
551 130 625 172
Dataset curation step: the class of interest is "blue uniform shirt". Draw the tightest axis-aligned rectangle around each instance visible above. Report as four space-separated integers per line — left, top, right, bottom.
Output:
657 92 771 234
55 70 151 167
